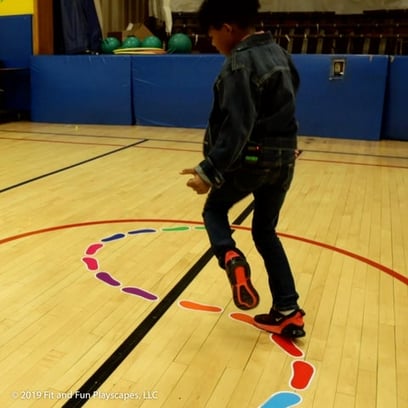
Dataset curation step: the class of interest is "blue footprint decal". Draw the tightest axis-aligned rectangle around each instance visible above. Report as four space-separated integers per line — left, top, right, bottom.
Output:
260 391 302 408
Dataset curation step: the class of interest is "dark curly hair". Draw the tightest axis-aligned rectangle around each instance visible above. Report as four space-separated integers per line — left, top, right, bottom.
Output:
197 0 261 32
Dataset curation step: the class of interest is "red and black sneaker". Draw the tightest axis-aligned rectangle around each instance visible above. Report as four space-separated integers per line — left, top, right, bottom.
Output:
254 308 306 338
225 251 259 310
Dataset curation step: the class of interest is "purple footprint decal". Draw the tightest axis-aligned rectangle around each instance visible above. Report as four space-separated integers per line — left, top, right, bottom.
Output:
121 287 158 301
96 272 121 287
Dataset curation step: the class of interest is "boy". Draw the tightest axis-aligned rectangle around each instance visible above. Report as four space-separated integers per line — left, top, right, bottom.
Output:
181 0 305 337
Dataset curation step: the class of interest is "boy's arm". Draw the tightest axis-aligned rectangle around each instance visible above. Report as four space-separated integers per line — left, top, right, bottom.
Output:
198 68 257 187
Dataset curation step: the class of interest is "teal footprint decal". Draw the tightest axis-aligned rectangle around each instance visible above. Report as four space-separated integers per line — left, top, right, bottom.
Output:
260 391 302 408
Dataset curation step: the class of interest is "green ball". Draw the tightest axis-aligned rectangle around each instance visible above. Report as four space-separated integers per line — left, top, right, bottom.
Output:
122 35 142 48
101 37 121 54
168 33 193 54
141 35 163 48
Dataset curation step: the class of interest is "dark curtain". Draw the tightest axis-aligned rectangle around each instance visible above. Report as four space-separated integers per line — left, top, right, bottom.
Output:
54 0 102 54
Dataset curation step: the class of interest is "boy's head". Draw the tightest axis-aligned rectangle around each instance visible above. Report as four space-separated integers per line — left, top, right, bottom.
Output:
198 0 261 55
198 0 261 32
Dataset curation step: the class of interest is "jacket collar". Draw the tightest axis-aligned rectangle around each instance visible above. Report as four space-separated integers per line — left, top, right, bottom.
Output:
234 32 274 52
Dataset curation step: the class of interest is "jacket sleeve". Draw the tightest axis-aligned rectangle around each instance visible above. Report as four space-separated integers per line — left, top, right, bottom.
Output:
197 67 257 188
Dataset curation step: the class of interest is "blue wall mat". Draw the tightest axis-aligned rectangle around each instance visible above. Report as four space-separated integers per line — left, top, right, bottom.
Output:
0 15 32 111
31 56 133 125
292 54 388 140
132 54 224 128
382 56 408 140
0 15 32 67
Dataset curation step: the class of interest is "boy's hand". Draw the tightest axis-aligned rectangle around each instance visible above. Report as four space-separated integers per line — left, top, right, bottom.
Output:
180 168 210 194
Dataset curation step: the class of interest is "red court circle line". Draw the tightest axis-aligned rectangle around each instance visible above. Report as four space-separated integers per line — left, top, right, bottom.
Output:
0 218 406 286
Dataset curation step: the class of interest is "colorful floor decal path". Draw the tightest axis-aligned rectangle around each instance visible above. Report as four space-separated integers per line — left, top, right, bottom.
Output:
81 223 315 408
81 226 206 301
229 311 315 407
82 224 312 405
1 219 404 407
73 220 408 407
179 306 315 408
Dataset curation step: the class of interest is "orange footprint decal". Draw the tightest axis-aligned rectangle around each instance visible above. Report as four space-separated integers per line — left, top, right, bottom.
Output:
179 300 223 313
229 312 256 327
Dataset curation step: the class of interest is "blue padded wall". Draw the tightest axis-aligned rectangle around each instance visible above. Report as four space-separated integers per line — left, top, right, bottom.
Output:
131 54 389 139
292 55 388 140
31 56 133 125
132 54 224 128
382 56 408 140
0 15 32 67
0 15 32 112
29 53 402 142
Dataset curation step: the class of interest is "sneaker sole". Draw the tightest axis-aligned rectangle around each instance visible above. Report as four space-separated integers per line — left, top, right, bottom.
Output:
227 260 259 310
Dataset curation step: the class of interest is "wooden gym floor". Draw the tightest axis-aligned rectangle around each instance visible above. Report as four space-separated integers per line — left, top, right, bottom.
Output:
0 122 407 408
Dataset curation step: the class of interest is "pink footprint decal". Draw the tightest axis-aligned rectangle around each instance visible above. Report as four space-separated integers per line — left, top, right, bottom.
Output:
271 334 304 358
85 243 104 255
229 312 256 328
82 257 99 271
179 300 223 313
290 360 315 390
121 287 158 301
96 272 121 287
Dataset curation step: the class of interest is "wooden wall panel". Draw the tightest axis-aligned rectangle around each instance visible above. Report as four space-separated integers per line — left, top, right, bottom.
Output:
33 0 54 55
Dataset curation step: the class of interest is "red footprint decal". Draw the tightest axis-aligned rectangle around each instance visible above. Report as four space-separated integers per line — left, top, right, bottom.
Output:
82 257 99 271
271 334 304 358
85 243 104 255
290 360 315 390
179 300 223 313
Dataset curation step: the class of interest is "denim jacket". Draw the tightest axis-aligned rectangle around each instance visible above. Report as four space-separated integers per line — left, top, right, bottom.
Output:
195 32 300 188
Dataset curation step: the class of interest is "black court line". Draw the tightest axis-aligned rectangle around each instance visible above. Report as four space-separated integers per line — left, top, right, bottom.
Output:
0 128 202 145
62 203 254 408
2 128 406 160
300 148 408 161
0 139 148 194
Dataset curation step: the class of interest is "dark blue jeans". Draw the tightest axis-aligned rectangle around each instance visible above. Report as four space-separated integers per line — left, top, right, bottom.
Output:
202 161 299 311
